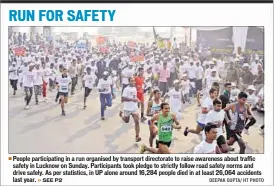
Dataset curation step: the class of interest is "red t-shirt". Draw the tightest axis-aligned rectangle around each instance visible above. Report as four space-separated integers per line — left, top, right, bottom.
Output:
135 76 144 93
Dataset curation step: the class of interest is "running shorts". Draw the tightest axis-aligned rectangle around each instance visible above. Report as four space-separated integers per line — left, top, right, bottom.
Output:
217 135 226 147
197 121 205 130
137 92 144 103
59 92 68 97
231 130 242 141
156 140 171 148
124 110 138 117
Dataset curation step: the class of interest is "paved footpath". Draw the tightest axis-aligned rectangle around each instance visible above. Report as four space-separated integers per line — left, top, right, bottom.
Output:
8 87 264 154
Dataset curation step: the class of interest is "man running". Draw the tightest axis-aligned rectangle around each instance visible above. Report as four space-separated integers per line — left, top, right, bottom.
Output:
9 62 19 95
146 89 162 147
225 92 250 154
33 63 43 105
140 102 181 154
194 123 222 154
83 67 95 109
204 98 229 153
97 71 113 120
56 68 71 116
163 80 183 120
184 88 218 136
120 77 141 142
22 63 35 110
135 67 146 122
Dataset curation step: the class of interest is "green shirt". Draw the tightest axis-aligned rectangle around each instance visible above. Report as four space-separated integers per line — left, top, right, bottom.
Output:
157 113 174 142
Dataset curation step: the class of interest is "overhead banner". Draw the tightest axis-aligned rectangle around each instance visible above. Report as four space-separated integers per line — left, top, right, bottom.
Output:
245 27 264 55
197 27 234 55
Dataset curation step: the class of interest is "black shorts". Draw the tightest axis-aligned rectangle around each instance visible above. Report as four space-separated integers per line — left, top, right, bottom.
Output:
156 140 171 148
217 135 226 147
58 92 68 97
231 130 242 141
85 87 92 97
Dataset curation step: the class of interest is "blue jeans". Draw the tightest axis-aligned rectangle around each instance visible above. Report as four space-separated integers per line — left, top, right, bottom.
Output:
100 93 112 117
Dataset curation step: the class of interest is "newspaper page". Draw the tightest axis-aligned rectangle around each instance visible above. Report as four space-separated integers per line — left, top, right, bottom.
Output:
1 1 273 186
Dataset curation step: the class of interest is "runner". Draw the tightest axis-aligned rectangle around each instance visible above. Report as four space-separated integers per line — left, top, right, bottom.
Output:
83 67 95 109
33 63 43 105
55 65 64 103
135 67 147 122
97 71 113 120
146 89 162 147
225 92 251 154
204 98 229 153
120 77 142 142
194 123 222 154
22 63 35 110
9 62 19 95
140 102 181 154
163 80 184 120
184 88 218 136
56 68 72 116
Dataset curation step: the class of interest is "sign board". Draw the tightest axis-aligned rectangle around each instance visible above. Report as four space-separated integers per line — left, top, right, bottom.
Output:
245 27 264 55
197 27 234 55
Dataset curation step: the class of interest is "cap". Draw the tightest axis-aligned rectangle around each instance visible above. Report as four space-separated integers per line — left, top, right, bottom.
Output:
247 85 256 91
211 68 217 72
231 82 236 87
12 62 16 65
242 63 250 67
103 71 109 76
29 63 35 66
182 74 188 77
173 80 180 85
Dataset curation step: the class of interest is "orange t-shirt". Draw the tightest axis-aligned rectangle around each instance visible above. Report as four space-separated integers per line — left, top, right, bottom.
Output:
135 76 144 93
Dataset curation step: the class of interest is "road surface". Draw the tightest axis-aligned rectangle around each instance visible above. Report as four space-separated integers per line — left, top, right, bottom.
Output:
8 87 264 154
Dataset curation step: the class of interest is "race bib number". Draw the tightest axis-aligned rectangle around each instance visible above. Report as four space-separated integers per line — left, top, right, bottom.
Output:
160 125 172 132
61 85 68 91
239 114 245 121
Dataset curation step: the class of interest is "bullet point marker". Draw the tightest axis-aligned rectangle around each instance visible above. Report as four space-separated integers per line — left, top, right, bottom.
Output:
8 157 12 160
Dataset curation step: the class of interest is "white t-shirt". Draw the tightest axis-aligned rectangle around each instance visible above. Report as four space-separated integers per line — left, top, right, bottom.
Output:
42 68 51 83
205 110 226 138
230 88 240 101
251 62 259 76
181 80 190 95
34 69 43 85
187 65 197 79
246 92 259 107
122 86 138 111
194 140 217 154
97 78 112 94
56 75 72 93
9 66 18 80
197 97 214 124
206 76 220 88
83 74 95 89
167 89 182 111
22 71 35 87
196 66 204 80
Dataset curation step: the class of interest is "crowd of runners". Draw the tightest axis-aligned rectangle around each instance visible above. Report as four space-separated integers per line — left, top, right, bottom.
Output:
9 31 264 154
